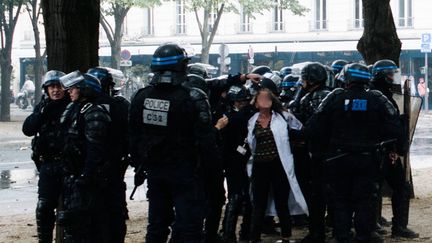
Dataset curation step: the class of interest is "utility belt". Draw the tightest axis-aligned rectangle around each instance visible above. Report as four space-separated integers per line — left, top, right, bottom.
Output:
326 139 397 165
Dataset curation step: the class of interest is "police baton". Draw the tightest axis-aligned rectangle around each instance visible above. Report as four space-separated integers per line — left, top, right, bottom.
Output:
129 164 146 200
324 152 350 163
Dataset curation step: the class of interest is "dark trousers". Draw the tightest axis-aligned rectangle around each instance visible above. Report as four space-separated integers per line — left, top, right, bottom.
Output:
105 180 127 243
36 162 64 243
378 158 412 230
223 164 252 241
328 154 380 242
250 159 291 240
203 171 225 243
146 164 205 243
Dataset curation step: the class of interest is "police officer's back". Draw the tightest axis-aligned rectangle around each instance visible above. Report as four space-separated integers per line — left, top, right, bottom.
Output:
129 44 219 242
307 63 403 242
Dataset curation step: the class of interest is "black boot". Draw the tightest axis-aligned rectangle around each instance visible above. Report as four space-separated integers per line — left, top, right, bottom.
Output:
239 198 251 242
223 195 241 243
36 199 56 243
391 186 419 239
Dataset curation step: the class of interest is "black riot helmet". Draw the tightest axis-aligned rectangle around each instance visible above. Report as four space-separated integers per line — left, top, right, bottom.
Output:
42 70 65 92
331 59 349 75
279 66 292 79
343 63 371 85
87 67 124 95
227 85 251 102
150 43 190 73
301 62 328 86
281 74 299 90
251 65 272 76
371 59 399 84
60 71 102 98
186 74 209 94
187 63 209 79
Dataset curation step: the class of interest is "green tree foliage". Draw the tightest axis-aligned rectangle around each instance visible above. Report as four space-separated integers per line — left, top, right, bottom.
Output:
100 0 160 69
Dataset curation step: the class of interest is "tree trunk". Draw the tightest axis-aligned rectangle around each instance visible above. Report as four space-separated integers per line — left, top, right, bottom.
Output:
0 50 13 121
111 19 123 69
0 1 22 122
30 2 44 101
201 45 210 64
42 0 100 73
357 0 402 65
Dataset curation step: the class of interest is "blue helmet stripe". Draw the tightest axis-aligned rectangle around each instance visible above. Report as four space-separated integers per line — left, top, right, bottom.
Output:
373 65 398 72
350 73 371 79
348 69 371 76
332 64 345 69
151 60 180 65
152 54 185 62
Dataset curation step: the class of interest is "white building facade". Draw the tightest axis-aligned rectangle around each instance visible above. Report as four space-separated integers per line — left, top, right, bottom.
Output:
11 0 432 88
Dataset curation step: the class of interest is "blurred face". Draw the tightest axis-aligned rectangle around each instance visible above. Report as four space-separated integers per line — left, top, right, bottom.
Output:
47 83 65 100
68 87 80 101
255 91 273 110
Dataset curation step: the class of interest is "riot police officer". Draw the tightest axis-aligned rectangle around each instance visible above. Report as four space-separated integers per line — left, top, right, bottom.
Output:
58 71 112 242
280 74 300 107
307 63 404 242
22 70 69 243
129 44 221 243
370 59 419 239
221 85 255 243
292 62 331 243
87 67 130 242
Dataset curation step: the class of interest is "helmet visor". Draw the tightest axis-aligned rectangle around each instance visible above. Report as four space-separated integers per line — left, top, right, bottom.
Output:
60 71 84 90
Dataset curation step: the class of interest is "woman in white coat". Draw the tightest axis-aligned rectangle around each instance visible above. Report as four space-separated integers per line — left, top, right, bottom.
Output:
247 88 308 243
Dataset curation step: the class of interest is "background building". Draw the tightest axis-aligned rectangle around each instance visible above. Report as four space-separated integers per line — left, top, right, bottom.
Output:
11 0 432 94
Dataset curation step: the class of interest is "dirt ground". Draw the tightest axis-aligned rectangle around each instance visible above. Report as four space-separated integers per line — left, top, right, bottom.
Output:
1 111 431 243
1 168 431 243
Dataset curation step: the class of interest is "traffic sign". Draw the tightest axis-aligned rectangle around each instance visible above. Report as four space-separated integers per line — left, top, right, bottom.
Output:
120 60 132 67
120 49 131 60
219 44 229 57
421 43 431 53
422 33 431 44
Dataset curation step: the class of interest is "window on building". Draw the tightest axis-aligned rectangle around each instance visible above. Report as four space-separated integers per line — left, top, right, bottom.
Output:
314 0 327 30
240 9 252 33
272 0 284 31
399 0 413 27
353 0 363 29
176 0 186 34
143 8 154 36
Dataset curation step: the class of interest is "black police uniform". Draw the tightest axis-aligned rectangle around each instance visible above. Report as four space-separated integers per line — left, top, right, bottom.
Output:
95 93 130 242
293 63 331 242
221 104 256 242
371 80 417 238
186 73 246 242
58 99 112 243
307 82 404 242
22 96 70 243
129 79 220 242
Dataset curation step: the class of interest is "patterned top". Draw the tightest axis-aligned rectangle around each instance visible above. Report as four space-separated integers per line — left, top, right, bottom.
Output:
253 120 279 162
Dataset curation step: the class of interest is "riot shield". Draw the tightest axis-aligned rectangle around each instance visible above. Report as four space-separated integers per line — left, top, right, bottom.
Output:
393 79 423 197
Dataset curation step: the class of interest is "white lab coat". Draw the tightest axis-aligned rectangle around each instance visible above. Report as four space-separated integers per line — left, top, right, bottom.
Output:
247 110 309 216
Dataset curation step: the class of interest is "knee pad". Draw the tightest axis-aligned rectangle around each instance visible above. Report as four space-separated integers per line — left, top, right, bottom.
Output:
36 199 55 216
